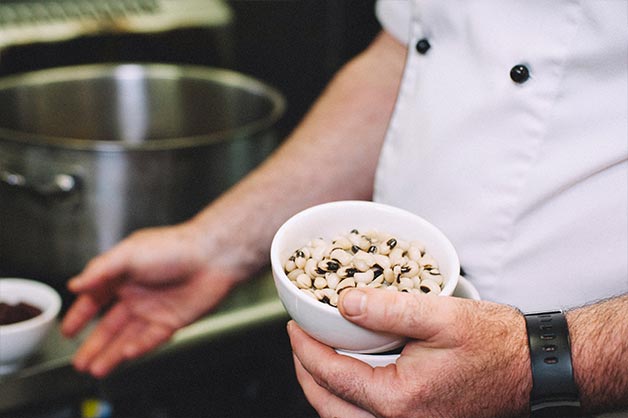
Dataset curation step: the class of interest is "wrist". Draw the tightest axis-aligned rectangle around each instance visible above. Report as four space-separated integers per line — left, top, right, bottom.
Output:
565 296 628 414
187 203 269 282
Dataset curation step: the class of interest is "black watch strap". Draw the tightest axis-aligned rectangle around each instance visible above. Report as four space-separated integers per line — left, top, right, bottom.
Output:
524 310 582 416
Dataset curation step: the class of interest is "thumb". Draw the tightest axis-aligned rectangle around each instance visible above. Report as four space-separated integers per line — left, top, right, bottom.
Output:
338 288 460 341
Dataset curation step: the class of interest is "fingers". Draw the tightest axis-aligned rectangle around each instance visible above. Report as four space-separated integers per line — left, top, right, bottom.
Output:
122 322 173 360
67 247 129 293
72 303 130 373
72 302 174 378
61 289 114 337
86 320 147 378
287 321 388 414
292 354 376 418
338 288 461 342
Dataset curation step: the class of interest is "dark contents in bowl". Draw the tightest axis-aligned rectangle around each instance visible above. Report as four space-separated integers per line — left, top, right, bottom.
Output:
0 301 43 325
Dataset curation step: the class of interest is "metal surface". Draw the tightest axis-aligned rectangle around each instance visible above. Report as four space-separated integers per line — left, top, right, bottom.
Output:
0 0 232 49
0 63 285 284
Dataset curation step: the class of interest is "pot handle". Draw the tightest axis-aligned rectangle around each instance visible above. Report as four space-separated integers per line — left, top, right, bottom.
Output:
0 168 80 199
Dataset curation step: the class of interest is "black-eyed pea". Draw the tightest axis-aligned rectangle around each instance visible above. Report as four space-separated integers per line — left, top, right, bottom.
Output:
389 247 405 265
407 246 422 262
317 259 340 273
305 258 319 277
296 273 312 289
336 277 356 292
299 247 311 259
347 232 362 247
419 279 441 295
412 276 421 288
357 261 371 272
420 254 437 269
288 269 305 281
309 238 326 249
396 239 409 251
301 289 317 299
295 255 307 270
385 284 399 291
322 244 338 258
377 242 391 255
430 273 444 286
399 277 414 291
320 288 339 307
337 266 355 278
373 254 391 270
367 275 384 288
354 269 374 284
310 245 326 261
353 260 368 272
420 269 442 282
400 260 420 277
362 229 375 239
326 272 340 289
359 236 372 252
331 236 353 250
284 259 297 272
353 251 374 271
356 282 367 288
383 268 395 284
393 265 402 277
330 248 352 266
314 276 327 289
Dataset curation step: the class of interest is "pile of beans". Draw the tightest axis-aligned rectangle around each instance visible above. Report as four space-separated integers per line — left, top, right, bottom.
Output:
283 229 443 307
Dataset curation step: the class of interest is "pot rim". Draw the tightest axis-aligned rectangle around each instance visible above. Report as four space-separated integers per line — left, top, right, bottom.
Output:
0 63 286 152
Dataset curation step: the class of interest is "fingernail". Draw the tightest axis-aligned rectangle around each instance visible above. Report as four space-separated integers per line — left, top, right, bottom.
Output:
342 289 366 316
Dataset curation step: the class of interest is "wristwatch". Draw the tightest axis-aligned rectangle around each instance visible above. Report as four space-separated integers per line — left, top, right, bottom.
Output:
523 310 583 417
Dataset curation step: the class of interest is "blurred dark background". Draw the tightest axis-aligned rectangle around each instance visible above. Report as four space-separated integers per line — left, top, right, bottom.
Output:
0 1 381 417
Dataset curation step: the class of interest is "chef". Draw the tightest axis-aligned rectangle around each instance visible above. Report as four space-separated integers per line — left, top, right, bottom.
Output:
62 1 627 416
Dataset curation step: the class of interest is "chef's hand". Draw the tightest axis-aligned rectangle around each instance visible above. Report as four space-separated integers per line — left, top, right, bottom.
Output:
288 288 534 418
61 221 241 378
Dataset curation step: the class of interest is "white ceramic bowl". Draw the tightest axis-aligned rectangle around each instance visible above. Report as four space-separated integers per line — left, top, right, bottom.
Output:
0 278 62 374
270 200 460 354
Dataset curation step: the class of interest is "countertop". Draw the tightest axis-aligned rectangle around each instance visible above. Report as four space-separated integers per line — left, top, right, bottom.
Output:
0 270 290 416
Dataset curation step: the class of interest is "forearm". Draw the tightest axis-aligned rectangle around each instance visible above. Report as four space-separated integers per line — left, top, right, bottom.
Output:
189 31 406 280
566 293 628 414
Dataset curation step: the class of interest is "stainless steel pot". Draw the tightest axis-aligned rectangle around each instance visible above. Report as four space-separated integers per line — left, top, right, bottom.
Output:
0 64 285 285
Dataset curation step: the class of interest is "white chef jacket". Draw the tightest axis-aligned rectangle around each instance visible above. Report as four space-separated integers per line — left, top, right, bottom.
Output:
373 0 628 313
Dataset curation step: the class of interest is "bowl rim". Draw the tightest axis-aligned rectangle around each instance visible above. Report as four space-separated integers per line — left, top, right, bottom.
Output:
270 200 461 316
0 278 62 334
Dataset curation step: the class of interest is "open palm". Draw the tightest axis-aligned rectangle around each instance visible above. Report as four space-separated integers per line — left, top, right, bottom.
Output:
61 224 238 377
